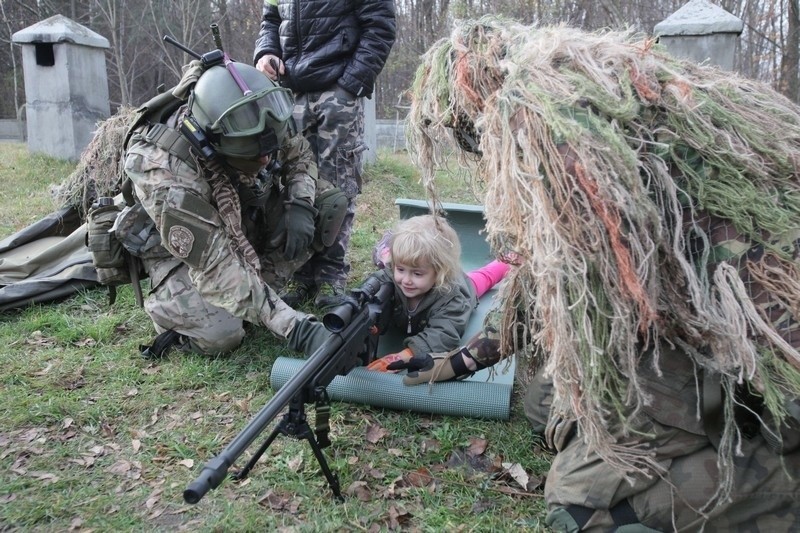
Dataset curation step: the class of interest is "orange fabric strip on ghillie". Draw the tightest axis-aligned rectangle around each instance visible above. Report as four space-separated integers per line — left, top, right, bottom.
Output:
407 16 800 497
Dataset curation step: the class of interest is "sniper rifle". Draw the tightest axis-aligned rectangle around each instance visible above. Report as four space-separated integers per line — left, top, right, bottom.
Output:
183 274 394 504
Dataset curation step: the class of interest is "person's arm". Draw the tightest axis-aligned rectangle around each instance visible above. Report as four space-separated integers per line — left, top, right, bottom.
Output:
338 0 397 98
253 1 282 66
277 132 318 205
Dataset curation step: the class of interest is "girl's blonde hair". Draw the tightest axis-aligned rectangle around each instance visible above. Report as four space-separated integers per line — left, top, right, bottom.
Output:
390 215 462 291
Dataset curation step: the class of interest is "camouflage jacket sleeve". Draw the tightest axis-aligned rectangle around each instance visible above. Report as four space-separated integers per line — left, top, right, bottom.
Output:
277 132 318 205
460 307 505 367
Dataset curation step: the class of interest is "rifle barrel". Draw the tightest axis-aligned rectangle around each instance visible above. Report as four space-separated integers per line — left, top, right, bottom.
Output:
183 333 346 504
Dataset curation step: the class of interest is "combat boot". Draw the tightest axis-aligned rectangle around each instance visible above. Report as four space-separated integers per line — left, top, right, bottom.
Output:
280 280 318 308
314 280 347 309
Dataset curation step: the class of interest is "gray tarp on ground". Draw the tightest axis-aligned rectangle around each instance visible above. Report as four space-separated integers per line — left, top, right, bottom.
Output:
0 206 98 311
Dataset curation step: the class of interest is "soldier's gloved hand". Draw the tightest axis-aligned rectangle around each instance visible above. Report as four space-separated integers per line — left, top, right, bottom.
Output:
274 199 317 261
286 315 332 356
387 348 478 386
366 348 413 372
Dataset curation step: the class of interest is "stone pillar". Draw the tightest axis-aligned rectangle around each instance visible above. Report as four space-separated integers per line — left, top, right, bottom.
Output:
12 14 110 161
654 0 744 71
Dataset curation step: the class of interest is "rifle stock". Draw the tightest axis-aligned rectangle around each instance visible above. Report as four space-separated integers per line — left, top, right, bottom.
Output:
184 275 393 504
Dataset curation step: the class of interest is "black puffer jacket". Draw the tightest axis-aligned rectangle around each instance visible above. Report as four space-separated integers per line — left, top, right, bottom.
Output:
253 0 396 98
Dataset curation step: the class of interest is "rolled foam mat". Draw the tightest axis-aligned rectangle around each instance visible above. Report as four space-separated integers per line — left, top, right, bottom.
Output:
269 356 514 420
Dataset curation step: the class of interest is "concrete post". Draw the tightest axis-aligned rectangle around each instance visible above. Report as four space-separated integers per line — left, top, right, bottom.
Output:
363 96 377 164
654 0 744 71
12 14 110 161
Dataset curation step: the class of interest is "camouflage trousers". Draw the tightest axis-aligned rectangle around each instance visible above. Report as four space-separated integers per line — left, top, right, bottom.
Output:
141 259 304 356
529 346 800 532
290 87 365 284
143 261 246 355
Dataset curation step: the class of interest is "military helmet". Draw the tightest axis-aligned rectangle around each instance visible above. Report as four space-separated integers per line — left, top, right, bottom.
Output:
188 63 295 159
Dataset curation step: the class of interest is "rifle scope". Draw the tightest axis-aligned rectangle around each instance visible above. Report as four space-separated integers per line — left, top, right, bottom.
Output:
323 276 387 333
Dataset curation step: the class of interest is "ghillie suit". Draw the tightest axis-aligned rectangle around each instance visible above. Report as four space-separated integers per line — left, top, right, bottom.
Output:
52 107 137 219
407 16 800 531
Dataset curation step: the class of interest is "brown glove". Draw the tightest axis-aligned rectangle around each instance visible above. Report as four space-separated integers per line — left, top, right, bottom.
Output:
391 347 480 386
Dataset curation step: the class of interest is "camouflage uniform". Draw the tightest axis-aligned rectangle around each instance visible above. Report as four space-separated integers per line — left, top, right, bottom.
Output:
532 204 800 530
542 342 800 532
122 105 318 355
290 88 365 285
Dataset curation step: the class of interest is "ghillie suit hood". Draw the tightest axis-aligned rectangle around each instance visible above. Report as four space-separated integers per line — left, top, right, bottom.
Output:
408 16 800 501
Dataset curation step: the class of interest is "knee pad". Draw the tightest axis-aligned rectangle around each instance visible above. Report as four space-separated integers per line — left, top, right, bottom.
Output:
313 182 348 250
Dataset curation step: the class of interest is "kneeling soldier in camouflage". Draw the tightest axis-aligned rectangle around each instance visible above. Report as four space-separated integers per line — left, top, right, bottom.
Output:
118 60 341 357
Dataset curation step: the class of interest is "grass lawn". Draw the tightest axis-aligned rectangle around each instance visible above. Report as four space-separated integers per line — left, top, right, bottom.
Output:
0 142 552 531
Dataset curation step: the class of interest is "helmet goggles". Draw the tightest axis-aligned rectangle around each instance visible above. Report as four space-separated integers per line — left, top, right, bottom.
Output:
209 85 294 139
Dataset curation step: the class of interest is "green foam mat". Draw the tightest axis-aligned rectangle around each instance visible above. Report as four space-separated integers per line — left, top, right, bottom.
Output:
269 357 514 420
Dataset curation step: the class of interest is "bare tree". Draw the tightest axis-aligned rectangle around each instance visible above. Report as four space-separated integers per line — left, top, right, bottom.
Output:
0 0 797 121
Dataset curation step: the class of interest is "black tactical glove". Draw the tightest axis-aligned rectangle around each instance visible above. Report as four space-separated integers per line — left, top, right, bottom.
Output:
274 199 316 261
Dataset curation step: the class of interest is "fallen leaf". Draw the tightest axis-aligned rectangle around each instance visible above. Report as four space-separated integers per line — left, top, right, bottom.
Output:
132 439 141 453
421 438 440 453
108 460 132 475
32 363 53 376
366 424 388 444
126 388 139 397
366 466 385 480
346 480 372 502
501 462 532 491
467 437 488 456
21 428 43 442
62 418 74 429
73 337 96 347
145 488 163 509
472 498 495 513
178 459 194 468
404 467 433 488
89 445 105 456
29 471 59 485
148 507 166 520
27 331 56 347
258 490 292 511
388 505 412 529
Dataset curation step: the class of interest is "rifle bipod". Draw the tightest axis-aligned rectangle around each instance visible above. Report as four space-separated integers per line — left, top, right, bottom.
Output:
230 386 344 501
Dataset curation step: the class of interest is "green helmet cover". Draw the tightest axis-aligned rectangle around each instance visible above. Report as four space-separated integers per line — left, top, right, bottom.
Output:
189 63 295 159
